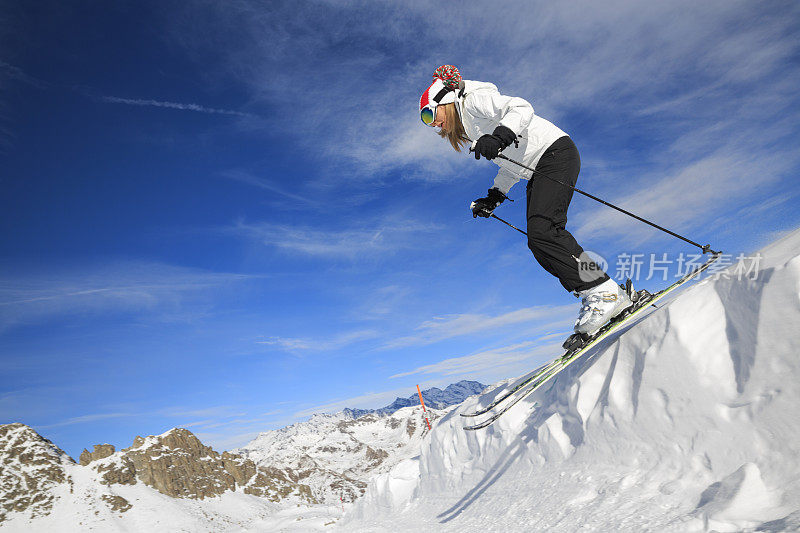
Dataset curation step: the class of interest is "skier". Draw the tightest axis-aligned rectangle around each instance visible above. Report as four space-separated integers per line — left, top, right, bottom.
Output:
419 65 631 337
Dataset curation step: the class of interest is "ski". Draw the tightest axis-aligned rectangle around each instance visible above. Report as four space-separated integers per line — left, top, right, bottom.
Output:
460 359 562 418
463 252 720 431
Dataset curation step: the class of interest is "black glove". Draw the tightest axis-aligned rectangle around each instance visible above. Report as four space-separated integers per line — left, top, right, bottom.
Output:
471 188 507 218
472 125 517 160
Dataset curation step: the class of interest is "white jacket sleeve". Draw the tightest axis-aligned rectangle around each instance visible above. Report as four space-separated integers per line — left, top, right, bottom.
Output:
491 167 522 196
463 89 534 135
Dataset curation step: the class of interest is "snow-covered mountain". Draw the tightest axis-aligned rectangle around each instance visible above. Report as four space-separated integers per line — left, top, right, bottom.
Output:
0 423 76 523
231 380 485 505
0 425 312 532
344 380 486 417
342 230 800 532
234 405 447 505
0 382 476 531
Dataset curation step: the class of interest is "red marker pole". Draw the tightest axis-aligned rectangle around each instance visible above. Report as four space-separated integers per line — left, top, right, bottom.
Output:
416 384 432 431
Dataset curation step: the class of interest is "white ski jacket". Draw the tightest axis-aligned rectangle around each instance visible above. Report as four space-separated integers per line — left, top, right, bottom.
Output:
454 80 568 194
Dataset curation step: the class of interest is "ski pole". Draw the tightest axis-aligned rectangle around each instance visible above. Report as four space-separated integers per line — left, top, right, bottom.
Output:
494 153 720 255
490 214 527 236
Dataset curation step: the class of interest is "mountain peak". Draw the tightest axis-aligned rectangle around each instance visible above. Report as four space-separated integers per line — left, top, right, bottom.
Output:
0 423 75 523
84 427 313 502
344 380 486 419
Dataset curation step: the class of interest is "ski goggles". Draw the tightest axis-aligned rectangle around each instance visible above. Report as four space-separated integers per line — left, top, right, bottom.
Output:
420 104 436 126
420 80 454 126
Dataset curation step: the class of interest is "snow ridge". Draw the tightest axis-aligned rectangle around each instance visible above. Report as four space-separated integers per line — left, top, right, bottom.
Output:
344 230 800 532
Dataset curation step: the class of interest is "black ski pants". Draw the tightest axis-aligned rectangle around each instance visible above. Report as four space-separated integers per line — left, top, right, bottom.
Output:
526 136 610 293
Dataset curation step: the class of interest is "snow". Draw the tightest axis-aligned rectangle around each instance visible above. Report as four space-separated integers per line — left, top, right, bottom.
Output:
1 458 344 532
341 229 800 532
2 460 264 532
235 405 444 504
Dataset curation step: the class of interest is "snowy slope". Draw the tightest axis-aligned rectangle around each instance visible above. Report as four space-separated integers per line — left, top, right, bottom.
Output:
2 458 345 533
2 466 280 533
343 230 800 532
0 425 313 533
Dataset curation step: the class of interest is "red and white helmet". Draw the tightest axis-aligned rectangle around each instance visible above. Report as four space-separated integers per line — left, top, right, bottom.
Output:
419 65 462 126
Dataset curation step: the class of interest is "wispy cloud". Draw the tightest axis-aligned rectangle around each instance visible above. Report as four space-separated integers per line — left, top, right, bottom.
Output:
0 61 47 149
352 284 415 319
101 95 254 117
736 194 795 219
160 0 800 256
164 2 799 165
0 386 85 422
391 340 561 379
159 2 472 178
157 406 245 419
158 406 296 451
230 217 441 259
197 431 265 452
257 329 380 353
0 261 259 332
222 169 317 205
384 305 574 349
160 405 284 433
0 60 48 89
38 412 136 428
291 386 421 418
573 143 799 246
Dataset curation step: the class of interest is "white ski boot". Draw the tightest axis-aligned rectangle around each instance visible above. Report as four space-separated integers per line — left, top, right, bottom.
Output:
573 278 633 337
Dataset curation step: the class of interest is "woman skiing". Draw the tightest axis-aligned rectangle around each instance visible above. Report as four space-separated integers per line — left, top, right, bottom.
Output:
419 65 631 337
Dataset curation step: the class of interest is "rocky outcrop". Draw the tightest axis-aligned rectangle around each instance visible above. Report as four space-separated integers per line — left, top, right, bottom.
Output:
79 443 115 465
246 464 317 502
221 450 316 502
85 428 316 503
365 446 389 469
0 423 75 523
101 494 132 513
221 450 256 486
119 428 236 499
94 456 137 486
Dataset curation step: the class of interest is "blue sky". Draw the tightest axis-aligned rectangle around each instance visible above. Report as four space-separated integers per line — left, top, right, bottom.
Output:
1 1 799 458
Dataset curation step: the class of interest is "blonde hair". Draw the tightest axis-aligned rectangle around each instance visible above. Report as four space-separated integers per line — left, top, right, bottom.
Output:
437 103 470 152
